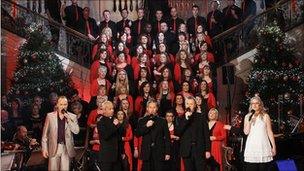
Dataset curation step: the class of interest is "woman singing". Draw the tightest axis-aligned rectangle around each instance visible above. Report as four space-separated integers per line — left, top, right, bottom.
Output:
244 96 276 171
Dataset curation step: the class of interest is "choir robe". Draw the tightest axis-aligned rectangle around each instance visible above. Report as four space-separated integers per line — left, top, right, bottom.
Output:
89 60 112 83
210 121 227 171
76 17 99 38
206 92 216 109
134 136 143 171
116 19 132 34
122 124 133 171
99 20 117 39
222 5 242 30
174 64 190 84
151 19 166 38
64 4 83 30
91 44 113 60
115 95 134 113
167 17 185 34
132 59 151 81
90 78 111 97
131 18 148 40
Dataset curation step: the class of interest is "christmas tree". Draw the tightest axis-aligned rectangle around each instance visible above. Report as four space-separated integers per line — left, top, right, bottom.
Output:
8 23 74 105
241 22 304 133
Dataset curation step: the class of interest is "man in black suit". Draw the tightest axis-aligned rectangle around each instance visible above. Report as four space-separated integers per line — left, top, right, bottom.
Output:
76 7 99 39
132 8 148 44
137 100 171 171
97 101 124 171
176 96 211 171
167 7 184 35
62 0 83 31
45 0 62 44
99 10 117 39
151 9 166 38
222 0 242 30
186 5 207 37
207 1 224 37
116 8 132 35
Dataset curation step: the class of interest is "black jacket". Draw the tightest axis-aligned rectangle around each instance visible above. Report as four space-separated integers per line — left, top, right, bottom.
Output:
64 5 83 30
167 17 184 34
176 112 211 157
99 20 117 38
137 115 171 161
186 16 207 36
97 116 123 162
76 17 99 38
117 19 132 34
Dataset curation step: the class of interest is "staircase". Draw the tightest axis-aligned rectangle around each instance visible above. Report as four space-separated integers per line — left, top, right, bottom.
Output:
1 0 303 103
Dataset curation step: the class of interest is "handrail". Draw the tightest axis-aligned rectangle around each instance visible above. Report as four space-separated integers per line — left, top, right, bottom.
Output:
2 0 93 42
212 0 304 65
212 0 290 41
1 0 95 68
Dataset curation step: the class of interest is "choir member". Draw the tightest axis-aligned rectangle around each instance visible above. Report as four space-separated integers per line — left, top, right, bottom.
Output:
207 1 224 37
186 5 207 37
132 8 148 41
199 80 217 116
99 10 117 40
117 8 132 35
63 0 83 30
223 0 242 30
168 7 185 35
77 7 99 39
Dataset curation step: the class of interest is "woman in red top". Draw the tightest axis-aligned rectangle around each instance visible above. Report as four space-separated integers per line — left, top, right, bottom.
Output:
198 65 215 93
153 52 174 82
123 27 133 49
119 98 138 136
114 84 133 113
156 43 175 65
90 65 111 98
159 67 175 92
135 67 151 93
134 82 154 118
112 41 131 64
174 94 185 117
208 108 227 171
200 80 216 113
91 33 113 60
174 49 192 84
132 53 151 81
194 41 215 63
116 110 133 171
156 80 175 117
90 49 112 83
178 81 193 98
115 52 134 81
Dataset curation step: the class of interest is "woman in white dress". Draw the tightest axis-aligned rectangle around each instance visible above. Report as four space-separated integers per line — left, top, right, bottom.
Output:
243 96 276 171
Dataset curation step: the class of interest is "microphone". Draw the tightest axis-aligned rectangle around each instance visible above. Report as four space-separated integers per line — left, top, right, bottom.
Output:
185 107 191 112
61 109 67 114
249 110 255 122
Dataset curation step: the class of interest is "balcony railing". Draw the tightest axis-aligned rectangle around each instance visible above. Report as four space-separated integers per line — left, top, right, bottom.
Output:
1 0 94 68
212 0 304 65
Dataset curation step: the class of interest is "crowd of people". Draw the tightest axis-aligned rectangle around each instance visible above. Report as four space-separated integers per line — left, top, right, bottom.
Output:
1 0 279 170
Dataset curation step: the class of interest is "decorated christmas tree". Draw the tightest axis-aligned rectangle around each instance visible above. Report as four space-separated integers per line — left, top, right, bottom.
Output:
8 23 74 105
241 22 304 133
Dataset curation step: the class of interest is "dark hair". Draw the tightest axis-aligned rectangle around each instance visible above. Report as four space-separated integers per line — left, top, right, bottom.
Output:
192 4 199 9
103 10 110 15
200 80 210 93
139 81 151 96
138 67 151 82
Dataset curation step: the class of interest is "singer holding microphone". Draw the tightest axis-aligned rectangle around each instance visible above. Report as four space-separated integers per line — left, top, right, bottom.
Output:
176 96 211 171
136 99 171 171
97 101 124 171
243 96 276 171
41 96 80 170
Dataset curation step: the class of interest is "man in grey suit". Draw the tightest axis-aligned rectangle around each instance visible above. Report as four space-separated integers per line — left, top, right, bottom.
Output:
41 96 80 170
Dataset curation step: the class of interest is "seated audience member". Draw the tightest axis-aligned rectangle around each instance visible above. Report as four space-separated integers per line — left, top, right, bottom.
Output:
1 110 16 141
27 104 43 141
8 98 24 126
69 89 89 117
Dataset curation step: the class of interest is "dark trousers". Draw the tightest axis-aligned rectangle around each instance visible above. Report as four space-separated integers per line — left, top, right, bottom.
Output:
100 160 122 171
142 154 164 171
245 161 277 171
183 147 206 171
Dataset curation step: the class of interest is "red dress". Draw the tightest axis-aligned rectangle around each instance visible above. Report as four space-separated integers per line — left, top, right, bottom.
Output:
134 136 143 171
210 121 227 171
91 43 113 60
90 60 112 83
123 124 133 171
206 92 217 109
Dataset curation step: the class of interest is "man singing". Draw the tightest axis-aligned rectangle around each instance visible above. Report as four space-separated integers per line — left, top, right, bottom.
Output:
41 96 80 170
97 101 124 171
137 100 171 171
176 96 211 171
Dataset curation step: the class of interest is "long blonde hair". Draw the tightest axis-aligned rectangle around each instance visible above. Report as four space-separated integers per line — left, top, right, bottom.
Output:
115 69 129 95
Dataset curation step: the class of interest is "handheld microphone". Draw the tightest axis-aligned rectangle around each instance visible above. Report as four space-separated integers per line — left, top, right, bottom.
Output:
249 110 255 122
61 109 67 114
185 107 191 112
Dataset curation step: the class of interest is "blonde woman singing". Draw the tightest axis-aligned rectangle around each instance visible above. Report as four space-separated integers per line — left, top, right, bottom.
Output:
243 96 276 171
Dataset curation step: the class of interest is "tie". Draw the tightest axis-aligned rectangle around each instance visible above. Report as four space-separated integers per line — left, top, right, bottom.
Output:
173 19 176 32
209 11 215 30
158 21 161 33
195 17 198 31
138 20 141 34
86 20 91 35
106 22 108 28
123 20 126 28
74 5 79 21
242 1 246 13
